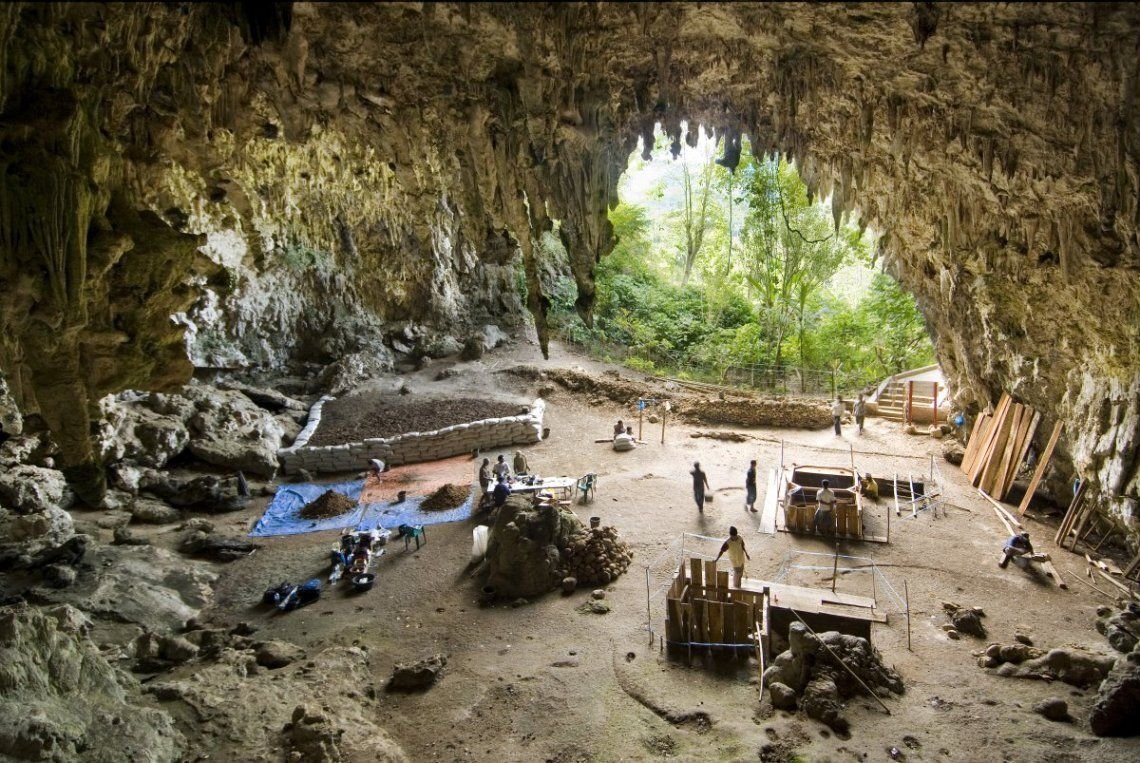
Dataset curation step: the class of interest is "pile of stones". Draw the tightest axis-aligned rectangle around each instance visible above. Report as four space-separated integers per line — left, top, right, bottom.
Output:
561 526 633 586
763 622 904 733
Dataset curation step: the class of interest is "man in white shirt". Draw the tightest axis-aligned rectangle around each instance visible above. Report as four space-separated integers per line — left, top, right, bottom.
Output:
831 396 845 436
815 479 836 535
492 454 511 481
715 526 751 588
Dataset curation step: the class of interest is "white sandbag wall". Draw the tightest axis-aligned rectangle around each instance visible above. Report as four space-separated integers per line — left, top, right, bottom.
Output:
279 398 545 474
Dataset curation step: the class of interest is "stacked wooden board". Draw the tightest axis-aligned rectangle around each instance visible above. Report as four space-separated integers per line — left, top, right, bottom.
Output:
664 558 766 652
960 393 1054 503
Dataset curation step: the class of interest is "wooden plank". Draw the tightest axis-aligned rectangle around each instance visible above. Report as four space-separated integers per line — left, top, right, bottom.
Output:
1069 505 1099 552
708 601 724 644
716 570 730 591
690 557 704 590
987 404 1023 497
735 601 751 642
1017 421 1063 515
1002 409 1040 498
1055 481 1088 544
980 489 1018 536
969 394 1012 484
723 602 736 644
704 560 719 590
978 400 1016 490
1125 551 1140 579
697 599 710 644
666 597 683 642
1092 566 1138 599
960 413 991 474
1041 559 1068 590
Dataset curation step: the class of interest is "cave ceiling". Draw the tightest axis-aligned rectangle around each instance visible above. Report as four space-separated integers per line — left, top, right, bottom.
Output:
0 2 1138 514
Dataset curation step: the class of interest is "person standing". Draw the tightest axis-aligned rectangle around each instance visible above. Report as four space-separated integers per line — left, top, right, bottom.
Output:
478 458 492 496
745 460 758 512
613 419 625 438
853 393 866 435
691 462 710 513
492 454 511 481
715 526 751 588
831 396 845 436
815 479 836 535
512 450 529 475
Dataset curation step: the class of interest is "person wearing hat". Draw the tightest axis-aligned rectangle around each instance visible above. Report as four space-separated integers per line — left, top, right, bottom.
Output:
999 532 1034 568
815 479 837 534
512 450 530 475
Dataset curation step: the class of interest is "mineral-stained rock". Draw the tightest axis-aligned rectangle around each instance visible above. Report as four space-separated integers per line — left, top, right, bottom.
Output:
317 351 396 396
991 646 1116 688
0 605 183 760
1090 654 1140 737
1096 607 1140 654
388 654 448 692
801 676 848 734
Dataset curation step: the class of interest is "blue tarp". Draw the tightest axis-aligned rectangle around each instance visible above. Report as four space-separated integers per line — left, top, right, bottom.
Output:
251 480 477 537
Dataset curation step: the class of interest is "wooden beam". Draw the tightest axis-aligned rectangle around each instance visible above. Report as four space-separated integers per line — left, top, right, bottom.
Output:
979 489 1018 536
1002 409 1040 498
970 394 1012 485
1017 421 1064 515
960 412 991 475
1054 481 1088 545
985 404 1022 496
977 399 1015 489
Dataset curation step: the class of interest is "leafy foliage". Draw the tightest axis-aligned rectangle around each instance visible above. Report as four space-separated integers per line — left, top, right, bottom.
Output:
548 133 934 393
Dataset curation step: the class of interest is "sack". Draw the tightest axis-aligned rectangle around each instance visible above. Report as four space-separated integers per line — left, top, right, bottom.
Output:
471 525 490 561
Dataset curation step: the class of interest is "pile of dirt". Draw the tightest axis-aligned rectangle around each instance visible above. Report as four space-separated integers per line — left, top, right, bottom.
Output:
420 483 470 511
307 395 526 446
298 491 357 520
683 397 832 430
561 526 633 586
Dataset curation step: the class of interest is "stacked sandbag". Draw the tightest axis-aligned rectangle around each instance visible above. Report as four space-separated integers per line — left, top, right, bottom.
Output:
561 527 633 586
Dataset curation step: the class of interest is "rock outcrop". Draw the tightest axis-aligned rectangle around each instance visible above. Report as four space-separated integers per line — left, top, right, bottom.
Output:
0 4 1138 520
0 605 183 761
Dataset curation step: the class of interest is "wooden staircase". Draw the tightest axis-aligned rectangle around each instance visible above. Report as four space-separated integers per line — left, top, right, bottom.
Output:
870 374 945 424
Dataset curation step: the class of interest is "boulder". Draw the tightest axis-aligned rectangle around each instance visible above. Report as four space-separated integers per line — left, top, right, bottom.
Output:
138 469 250 513
992 646 1115 688
801 675 848 733
768 681 798 710
1090 654 1140 736
481 324 509 350
94 394 190 467
387 654 447 691
0 373 23 437
460 335 484 361
1032 697 1069 722
179 531 259 562
0 465 73 515
255 639 305 669
41 563 78 588
1097 608 1139 653
218 381 308 412
423 334 463 358
130 496 181 525
159 635 200 664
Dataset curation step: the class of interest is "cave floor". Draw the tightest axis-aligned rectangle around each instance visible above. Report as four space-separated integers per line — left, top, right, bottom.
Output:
161 338 1134 762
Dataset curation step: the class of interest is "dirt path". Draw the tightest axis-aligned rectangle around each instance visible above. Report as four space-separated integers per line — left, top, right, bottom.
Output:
199 331 1135 763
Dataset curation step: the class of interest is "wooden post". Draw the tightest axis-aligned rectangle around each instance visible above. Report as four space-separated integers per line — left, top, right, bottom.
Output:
932 381 938 425
638 399 644 442
906 381 914 424
645 566 652 644
1017 421 1063 514
661 401 669 444
831 540 840 593
904 580 912 652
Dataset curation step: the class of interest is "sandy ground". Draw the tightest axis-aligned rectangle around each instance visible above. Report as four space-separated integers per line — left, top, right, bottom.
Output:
191 335 1136 763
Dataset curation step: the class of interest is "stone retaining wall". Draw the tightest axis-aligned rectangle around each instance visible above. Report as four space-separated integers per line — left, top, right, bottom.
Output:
278 398 545 474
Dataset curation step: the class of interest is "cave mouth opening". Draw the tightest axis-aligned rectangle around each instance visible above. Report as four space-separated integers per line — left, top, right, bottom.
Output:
546 122 936 397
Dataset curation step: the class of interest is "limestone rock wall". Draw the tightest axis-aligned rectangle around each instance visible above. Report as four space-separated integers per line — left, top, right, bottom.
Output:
1 3 1138 519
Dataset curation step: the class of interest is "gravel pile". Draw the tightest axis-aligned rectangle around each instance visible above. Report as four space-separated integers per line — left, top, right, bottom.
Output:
298 491 357 519
561 527 633 585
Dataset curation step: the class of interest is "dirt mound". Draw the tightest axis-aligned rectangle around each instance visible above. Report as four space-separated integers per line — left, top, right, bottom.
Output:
420 483 470 511
298 491 357 519
308 396 525 446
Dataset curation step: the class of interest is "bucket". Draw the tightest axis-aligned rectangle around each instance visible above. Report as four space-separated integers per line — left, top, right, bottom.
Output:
351 573 375 592
395 490 407 504
589 516 601 529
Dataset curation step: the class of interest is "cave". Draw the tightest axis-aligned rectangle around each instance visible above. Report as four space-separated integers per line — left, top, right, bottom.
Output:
1 2 1140 757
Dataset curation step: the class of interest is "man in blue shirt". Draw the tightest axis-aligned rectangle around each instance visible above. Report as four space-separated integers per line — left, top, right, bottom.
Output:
999 532 1033 568
492 475 512 508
